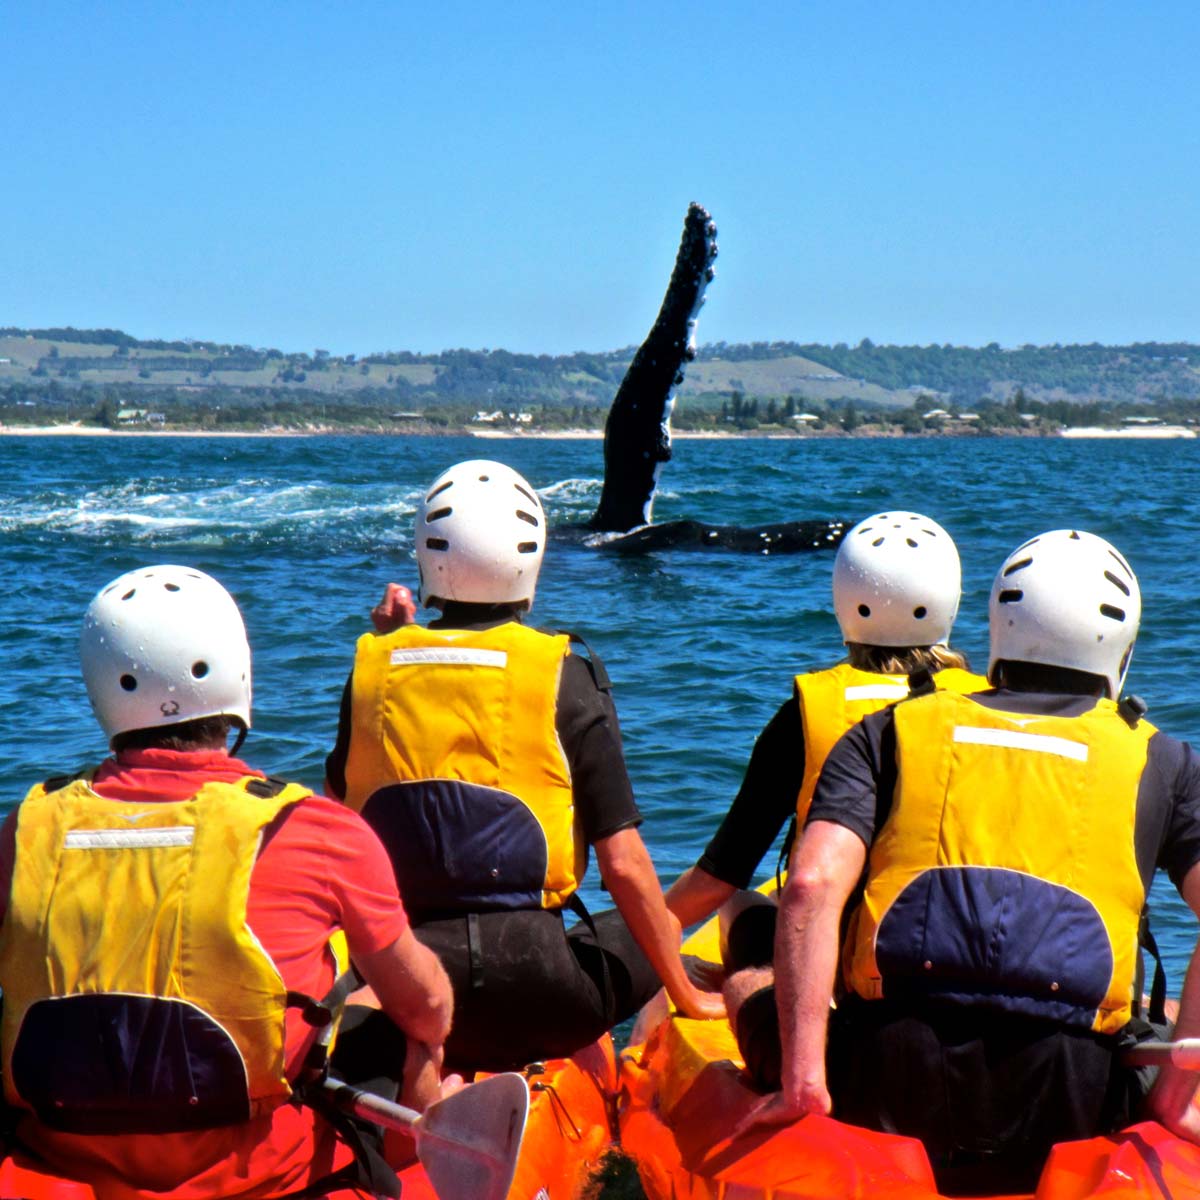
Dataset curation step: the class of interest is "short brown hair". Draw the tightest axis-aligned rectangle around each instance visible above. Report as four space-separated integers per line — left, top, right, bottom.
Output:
111 715 237 754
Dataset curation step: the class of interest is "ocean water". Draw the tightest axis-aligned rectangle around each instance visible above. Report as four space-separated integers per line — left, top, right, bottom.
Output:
2 431 1199 986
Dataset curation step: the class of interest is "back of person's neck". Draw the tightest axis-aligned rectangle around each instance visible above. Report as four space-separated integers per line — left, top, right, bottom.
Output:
992 661 1108 697
432 601 524 628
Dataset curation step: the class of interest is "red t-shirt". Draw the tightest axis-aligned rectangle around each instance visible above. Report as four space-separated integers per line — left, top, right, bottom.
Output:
0 748 410 1200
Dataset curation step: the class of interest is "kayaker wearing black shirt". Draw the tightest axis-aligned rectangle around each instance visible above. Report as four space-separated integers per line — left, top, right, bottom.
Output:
325 459 723 1072
664 512 984 1084
667 511 982 927
752 529 1200 1193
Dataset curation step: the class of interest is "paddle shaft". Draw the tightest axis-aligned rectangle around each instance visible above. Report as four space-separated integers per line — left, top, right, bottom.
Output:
1123 1038 1200 1068
323 1079 420 1132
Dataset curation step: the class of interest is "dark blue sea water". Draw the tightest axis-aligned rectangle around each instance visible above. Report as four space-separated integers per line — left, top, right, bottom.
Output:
3 432 1198 985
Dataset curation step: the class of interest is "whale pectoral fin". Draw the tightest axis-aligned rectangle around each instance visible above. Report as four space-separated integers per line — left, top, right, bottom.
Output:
588 203 718 533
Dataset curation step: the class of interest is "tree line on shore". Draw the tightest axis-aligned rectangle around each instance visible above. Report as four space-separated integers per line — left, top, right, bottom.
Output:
4 327 1200 431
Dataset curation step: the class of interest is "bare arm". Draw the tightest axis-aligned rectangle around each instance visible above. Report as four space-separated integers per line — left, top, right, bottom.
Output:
596 827 725 1020
1147 860 1200 1141
354 927 453 1050
665 865 736 929
747 819 866 1128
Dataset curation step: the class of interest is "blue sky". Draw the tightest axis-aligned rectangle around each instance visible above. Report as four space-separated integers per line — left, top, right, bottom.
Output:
4 3 1199 356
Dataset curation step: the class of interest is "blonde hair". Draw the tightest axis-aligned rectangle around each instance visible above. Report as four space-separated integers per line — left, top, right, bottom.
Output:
845 642 970 676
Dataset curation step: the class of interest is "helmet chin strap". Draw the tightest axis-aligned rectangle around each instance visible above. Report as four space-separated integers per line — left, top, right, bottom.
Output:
230 722 248 757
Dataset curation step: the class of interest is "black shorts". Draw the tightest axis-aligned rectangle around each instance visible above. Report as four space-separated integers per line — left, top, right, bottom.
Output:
723 902 778 974
829 997 1149 1195
413 905 659 1072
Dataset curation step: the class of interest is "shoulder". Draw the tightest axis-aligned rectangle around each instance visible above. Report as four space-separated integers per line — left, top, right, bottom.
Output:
1145 727 1200 784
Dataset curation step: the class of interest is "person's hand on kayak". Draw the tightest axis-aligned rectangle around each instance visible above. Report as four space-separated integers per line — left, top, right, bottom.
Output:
671 980 727 1021
735 1079 829 1136
372 583 417 633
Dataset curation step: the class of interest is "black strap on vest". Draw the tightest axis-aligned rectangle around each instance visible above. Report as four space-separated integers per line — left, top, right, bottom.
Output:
546 628 612 692
1138 908 1168 1026
243 775 290 798
775 817 797 893
40 769 90 794
290 966 366 1086
287 965 401 1200
287 1082 401 1200
566 893 617 1028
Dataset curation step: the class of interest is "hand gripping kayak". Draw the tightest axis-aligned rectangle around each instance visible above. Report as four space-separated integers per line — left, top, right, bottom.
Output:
321 1073 529 1200
1122 1038 1200 1068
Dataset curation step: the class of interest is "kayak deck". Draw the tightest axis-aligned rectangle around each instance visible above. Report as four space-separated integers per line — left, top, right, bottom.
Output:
0 1037 617 1200
617 893 1200 1199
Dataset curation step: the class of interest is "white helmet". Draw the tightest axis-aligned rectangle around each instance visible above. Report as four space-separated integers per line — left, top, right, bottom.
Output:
415 460 546 609
988 529 1140 698
81 565 252 742
833 511 962 648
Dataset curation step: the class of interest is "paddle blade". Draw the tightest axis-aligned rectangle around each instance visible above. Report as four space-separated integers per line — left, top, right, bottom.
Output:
415 1072 529 1200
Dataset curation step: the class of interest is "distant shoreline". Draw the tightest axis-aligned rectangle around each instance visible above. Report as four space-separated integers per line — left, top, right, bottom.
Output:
1 422 1193 440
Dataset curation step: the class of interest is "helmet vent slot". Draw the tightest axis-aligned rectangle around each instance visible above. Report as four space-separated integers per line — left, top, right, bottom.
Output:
998 589 1024 604
425 537 450 552
906 538 918 548
427 481 453 501
164 583 180 592
1003 557 1033 576
515 509 539 527
122 589 136 601
858 604 871 617
120 675 138 692
191 662 209 679
872 537 884 547
1108 549 1133 575
913 606 927 619
1100 604 1126 622
514 484 538 505
426 507 453 523
517 541 539 555
1104 571 1131 596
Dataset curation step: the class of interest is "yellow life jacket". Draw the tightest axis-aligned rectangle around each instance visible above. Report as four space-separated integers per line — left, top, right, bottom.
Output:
843 691 1155 1035
0 773 311 1133
342 621 582 915
795 663 986 824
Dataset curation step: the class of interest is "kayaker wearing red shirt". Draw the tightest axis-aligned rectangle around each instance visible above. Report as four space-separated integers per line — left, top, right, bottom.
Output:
0 565 452 1200
325 459 723 1072
753 530 1200 1193
664 512 985 1087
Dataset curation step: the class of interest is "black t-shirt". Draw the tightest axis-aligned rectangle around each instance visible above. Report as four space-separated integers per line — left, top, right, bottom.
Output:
696 696 804 888
324 606 642 845
809 689 1200 894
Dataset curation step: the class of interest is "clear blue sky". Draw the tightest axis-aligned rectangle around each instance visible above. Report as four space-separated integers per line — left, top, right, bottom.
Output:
5 2 1199 356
